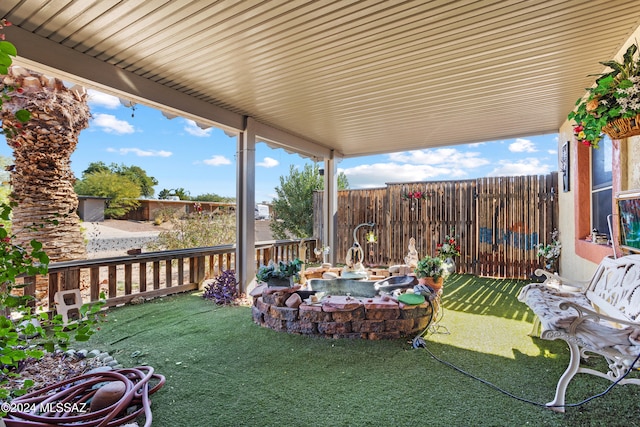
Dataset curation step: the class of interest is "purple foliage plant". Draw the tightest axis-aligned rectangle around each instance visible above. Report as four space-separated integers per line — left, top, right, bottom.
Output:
203 270 238 305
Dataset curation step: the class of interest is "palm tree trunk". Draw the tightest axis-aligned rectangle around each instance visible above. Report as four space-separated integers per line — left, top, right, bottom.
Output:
1 66 90 261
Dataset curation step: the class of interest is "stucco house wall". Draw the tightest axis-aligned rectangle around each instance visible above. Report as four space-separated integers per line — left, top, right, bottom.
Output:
559 115 640 281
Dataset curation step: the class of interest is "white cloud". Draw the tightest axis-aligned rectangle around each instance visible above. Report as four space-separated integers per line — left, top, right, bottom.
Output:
339 147 493 188
509 138 537 153
388 148 491 169
92 113 135 134
87 90 121 109
257 157 279 168
184 119 212 137
106 147 172 157
548 149 557 155
203 155 231 166
487 158 552 177
340 162 461 189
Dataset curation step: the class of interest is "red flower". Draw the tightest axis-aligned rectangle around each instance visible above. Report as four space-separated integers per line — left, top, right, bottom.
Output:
581 140 591 147
573 124 583 133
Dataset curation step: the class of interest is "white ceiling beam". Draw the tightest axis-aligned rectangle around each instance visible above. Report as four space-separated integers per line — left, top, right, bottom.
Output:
6 25 244 133
252 119 339 161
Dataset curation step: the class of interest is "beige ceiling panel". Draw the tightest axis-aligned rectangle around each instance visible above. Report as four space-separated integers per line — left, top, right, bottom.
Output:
2 0 640 158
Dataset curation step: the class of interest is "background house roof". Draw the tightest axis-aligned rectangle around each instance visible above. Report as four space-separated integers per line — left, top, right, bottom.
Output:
3 0 640 158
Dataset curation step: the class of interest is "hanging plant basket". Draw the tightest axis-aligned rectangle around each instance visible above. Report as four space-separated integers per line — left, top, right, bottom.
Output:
602 113 640 140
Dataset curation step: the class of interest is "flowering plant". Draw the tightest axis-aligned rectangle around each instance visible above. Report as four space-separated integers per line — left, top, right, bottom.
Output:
568 42 640 149
402 190 427 200
436 231 461 259
537 230 561 272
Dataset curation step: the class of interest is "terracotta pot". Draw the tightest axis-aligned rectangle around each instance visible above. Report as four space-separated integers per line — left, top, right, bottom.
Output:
418 276 444 291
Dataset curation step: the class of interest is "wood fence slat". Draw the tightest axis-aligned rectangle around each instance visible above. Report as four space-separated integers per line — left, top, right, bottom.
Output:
139 262 147 293
124 264 132 295
108 266 117 298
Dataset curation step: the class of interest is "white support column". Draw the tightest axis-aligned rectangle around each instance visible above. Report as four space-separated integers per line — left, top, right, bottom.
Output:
236 118 256 294
323 152 338 264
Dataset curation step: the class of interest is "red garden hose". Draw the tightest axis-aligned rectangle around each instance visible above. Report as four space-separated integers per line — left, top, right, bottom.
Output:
4 366 165 427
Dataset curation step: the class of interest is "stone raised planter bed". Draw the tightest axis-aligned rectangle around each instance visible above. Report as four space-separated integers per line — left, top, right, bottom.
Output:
251 287 438 340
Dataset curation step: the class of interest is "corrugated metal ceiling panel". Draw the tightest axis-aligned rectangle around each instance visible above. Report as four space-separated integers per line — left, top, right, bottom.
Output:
2 0 640 157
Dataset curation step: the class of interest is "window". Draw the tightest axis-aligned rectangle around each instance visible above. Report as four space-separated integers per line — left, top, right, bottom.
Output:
591 136 612 239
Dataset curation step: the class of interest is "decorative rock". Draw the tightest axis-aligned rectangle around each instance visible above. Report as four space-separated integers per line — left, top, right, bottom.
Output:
101 356 114 364
107 360 120 367
98 352 110 361
88 349 101 358
18 318 41 339
322 272 338 279
90 380 127 412
129 296 145 305
76 349 88 359
86 366 113 375
64 349 76 358
285 293 302 308
249 283 267 297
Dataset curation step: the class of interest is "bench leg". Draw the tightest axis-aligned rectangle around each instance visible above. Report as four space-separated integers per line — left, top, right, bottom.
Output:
546 340 581 413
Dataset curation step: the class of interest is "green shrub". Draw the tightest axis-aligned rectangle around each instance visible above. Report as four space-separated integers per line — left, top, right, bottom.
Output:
148 211 236 250
0 202 105 401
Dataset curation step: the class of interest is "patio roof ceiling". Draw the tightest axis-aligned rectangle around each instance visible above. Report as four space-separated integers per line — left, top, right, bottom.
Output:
3 1 640 159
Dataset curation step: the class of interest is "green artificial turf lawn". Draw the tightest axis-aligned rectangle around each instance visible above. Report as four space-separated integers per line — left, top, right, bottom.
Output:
87 274 640 427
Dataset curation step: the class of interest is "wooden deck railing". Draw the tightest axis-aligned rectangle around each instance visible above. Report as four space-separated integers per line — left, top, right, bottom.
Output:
26 238 317 309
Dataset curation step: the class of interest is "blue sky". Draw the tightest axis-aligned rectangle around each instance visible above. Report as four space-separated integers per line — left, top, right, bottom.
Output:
0 89 559 202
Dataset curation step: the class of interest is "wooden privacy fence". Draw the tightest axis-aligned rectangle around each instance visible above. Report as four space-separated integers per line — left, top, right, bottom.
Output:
313 174 557 279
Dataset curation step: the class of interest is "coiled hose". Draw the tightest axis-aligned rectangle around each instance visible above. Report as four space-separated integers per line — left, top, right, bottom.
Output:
4 366 165 427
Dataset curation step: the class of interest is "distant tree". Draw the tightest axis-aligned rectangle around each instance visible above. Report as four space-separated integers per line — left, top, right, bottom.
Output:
193 193 235 203
82 162 158 198
158 188 171 200
82 161 110 176
158 187 190 200
74 171 141 218
338 171 350 190
112 164 158 198
270 164 348 239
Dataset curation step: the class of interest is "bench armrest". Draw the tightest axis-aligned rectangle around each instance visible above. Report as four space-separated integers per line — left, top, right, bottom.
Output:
559 301 640 335
534 269 589 291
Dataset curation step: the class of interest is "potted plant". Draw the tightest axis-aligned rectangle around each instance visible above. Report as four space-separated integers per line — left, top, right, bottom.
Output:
536 230 561 274
568 42 640 149
436 229 461 274
414 255 447 291
256 258 302 287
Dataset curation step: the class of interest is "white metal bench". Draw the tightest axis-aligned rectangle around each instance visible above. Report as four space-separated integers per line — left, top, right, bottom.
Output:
518 255 640 412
